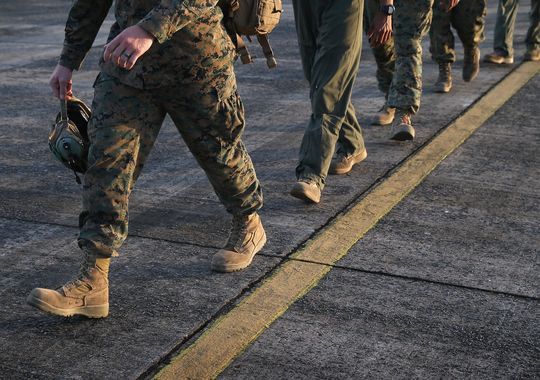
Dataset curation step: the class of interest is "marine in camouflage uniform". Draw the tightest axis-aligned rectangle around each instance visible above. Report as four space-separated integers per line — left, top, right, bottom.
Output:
387 0 434 141
364 0 397 125
27 0 266 318
290 0 367 204
364 0 396 99
429 0 487 93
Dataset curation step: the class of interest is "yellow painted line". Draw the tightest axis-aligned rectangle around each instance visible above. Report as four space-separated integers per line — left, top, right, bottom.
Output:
154 62 539 380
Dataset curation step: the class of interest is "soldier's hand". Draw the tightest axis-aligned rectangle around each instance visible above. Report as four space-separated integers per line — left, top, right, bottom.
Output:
441 0 459 12
367 13 393 48
103 25 154 70
49 64 73 100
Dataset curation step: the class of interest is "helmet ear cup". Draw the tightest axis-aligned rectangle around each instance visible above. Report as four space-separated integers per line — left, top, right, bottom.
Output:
49 97 91 176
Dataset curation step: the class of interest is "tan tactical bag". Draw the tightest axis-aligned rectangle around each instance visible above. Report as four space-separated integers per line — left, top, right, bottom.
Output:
219 0 283 68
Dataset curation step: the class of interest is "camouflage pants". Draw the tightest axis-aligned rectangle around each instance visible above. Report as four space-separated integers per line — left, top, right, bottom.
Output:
364 0 396 97
292 0 366 189
78 73 263 257
430 0 487 63
493 0 540 56
387 0 434 114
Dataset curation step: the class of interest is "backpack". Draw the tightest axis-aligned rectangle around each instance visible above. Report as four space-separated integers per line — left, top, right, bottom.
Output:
219 0 283 68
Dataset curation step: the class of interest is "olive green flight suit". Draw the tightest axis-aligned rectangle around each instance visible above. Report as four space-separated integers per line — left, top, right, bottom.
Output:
60 0 263 258
430 0 487 64
292 0 366 189
493 0 540 56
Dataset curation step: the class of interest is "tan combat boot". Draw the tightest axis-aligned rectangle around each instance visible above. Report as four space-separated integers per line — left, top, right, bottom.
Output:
212 213 267 272
372 103 396 126
434 62 452 93
290 180 321 204
27 253 110 318
329 148 368 175
523 49 540 61
483 51 514 64
463 46 480 82
390 111 415 141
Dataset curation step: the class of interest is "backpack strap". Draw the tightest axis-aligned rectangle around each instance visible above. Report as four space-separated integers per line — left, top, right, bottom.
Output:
256 34 277 69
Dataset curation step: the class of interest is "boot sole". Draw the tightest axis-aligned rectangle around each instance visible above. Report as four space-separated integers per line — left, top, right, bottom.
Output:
211 230 267 273
391 131 415 141
290 183 321 203
390 124 415 141
371 114 395 126
483 57 514 64
329 149 368 175
371 118 393 126
434 85 451 93
26 294 109 318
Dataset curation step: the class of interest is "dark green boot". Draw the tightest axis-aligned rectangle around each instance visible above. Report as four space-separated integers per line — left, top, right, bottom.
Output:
463 46 480 82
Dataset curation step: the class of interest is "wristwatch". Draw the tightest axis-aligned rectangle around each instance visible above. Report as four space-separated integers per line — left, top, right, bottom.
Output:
379 4 396 15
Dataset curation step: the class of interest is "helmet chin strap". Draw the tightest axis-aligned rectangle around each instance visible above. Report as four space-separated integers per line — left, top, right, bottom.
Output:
60 99 68 122
68 158 82 184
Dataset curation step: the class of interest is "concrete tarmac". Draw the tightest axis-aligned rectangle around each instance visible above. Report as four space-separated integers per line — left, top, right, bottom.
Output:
0 0 538 378
220 75 540 380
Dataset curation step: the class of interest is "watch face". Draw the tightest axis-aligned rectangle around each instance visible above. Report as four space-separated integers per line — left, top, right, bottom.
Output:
381 5 395 15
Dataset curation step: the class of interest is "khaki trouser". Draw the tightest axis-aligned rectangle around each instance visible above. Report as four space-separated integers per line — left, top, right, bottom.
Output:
79 73 263 257
493 0 540 56
292 0 366 189
430 0 487 63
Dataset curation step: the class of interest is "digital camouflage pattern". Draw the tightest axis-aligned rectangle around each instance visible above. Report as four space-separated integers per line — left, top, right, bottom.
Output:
387 0 434 114
292 0 366 190
364 0 396 97
60 0 235 91
57 0 263 257
429 0 487 64
493 0 539 56
78 73 263 257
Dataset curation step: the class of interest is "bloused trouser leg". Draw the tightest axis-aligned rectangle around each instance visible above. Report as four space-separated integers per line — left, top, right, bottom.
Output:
292 0 365 189
364 0 396 96
430 0 486 63
388 0 434 114
526 0 540 51
79 73 166 257
430 1 456 63
451 0 487 50
164 84 263 216
494 0 520 56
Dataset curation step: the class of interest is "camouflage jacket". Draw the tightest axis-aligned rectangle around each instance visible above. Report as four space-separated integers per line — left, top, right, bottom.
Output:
59 0 236 90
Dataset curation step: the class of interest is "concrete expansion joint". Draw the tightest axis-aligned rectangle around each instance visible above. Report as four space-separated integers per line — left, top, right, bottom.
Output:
151 61 540 380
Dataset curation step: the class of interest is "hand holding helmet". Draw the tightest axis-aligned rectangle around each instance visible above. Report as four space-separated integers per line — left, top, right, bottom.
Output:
49 64 73 100
48 97 91 183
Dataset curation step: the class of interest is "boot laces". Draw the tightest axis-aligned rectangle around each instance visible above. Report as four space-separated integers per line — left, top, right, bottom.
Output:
62 253 95 291
439 63 450 77
225 215 250 250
